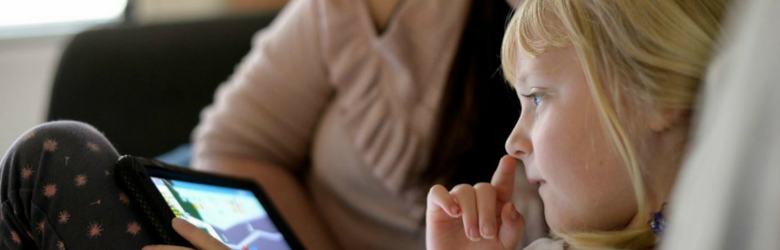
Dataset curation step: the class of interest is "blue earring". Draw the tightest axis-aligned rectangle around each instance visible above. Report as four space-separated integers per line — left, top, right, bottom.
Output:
649 203 667 236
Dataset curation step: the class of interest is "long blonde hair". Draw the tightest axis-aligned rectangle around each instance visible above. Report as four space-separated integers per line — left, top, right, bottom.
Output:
501 0 728 249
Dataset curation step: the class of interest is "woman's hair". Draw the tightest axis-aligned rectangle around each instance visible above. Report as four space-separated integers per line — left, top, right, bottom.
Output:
501 0 728 249
413 0 519 196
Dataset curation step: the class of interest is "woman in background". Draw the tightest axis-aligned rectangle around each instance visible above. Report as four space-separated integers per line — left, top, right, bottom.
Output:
189 0 544 249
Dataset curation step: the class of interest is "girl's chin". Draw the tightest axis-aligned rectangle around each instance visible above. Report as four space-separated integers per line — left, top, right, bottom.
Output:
539 188 570 233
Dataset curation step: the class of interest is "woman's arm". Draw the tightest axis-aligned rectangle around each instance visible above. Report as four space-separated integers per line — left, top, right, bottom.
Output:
191 0 339 249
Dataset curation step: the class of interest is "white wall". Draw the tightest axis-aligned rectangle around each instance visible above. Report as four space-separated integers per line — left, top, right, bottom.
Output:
0 35 69 155
134 0 227 24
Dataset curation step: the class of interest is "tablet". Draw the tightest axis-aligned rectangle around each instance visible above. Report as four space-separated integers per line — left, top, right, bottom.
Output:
115 155 305 250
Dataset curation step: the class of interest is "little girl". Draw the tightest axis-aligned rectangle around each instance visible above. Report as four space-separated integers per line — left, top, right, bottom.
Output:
426 0 729 250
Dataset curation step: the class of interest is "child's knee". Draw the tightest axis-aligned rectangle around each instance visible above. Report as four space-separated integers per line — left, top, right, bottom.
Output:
3 120 117 164
29 120 105 140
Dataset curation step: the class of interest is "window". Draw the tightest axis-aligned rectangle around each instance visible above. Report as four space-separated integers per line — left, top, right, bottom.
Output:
0 0 127 38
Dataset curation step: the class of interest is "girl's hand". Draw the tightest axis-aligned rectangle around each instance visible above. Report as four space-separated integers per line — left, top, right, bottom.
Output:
426 155 526 250
142 218 230 250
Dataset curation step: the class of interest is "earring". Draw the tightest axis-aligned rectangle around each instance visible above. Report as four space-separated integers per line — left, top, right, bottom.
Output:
649 203 667 236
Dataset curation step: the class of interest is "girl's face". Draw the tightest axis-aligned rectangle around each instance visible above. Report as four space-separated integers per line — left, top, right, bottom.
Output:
505 47 639 232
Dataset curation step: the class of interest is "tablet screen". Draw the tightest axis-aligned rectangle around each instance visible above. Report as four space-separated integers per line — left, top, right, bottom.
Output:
150 177 293 250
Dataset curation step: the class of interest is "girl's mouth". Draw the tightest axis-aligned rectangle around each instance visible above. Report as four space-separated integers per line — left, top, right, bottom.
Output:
527 177 546 187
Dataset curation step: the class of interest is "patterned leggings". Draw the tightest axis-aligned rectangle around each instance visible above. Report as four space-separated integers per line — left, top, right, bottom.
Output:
1 121 155 249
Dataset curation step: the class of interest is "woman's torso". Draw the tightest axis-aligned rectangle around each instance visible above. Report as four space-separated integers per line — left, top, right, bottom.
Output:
306 0 471 249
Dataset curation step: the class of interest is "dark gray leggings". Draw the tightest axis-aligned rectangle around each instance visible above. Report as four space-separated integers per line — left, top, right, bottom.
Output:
1 121 155 249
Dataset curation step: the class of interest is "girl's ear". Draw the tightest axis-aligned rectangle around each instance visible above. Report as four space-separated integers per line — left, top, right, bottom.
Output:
648 108 685 132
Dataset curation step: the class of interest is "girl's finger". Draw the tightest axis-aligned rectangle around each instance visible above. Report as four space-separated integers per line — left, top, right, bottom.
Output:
427 184 461 217
171 218 230 250
474 182 497 240
491 155 517 203
451 184 480 241
499 202 526 250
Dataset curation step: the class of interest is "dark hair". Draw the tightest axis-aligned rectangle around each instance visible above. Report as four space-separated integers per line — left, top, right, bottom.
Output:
409 0 520 196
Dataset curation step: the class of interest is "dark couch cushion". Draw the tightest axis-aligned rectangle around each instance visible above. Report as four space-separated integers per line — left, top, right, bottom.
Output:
48 13 276 157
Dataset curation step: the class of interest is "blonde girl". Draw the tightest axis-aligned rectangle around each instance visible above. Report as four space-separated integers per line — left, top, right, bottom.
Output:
426 0 729 250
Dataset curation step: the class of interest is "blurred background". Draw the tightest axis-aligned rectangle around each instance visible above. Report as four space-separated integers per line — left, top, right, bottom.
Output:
0 0 288 155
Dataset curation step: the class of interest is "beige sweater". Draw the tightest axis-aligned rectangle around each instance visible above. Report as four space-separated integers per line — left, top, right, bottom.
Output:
192 0 550 249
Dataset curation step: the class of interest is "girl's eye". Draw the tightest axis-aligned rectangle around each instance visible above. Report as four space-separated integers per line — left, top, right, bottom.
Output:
532 93 545 106
521 92 546 106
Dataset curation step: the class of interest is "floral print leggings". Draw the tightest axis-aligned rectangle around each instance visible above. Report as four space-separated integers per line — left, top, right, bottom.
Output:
1 121 155 249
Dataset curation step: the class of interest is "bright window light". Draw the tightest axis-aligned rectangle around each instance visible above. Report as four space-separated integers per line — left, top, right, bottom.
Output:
0 0 127 27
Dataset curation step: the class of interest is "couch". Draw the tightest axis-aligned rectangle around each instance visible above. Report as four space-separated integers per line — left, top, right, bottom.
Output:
47 13 277 158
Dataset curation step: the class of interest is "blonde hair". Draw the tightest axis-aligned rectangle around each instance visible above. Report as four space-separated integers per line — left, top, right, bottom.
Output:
501 0 728 249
